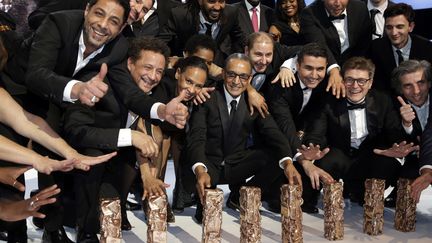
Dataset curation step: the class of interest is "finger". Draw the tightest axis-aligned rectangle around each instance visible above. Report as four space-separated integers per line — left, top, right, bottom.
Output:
32 197 57 209
310 176 316 190
87 83 108 99
13 180 25 192
174 89 188 102
31 212 46 219
196 183 204 205
271 75 280 84
249 104 254 116
373 148 383 155
98 63 108 81
326 81 331 92
314 175 320 190
258 107 266 119
397 96 408 106
341 84 346 97
193 99 198 106
15 166 32 177
36 185 60 199
322 147 330 155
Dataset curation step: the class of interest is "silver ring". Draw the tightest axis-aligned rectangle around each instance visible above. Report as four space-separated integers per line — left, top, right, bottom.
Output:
12 180 17 187
30 200 35 208
91 96 97 103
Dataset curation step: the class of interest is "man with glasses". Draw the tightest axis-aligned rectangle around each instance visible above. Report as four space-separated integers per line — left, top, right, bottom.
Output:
184 53 301 223
301 56 416 206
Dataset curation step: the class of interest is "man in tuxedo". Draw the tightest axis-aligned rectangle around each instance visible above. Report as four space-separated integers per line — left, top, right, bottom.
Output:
15 0 188 241
270 42 335 213
369 3 432 93
362 0 394 39
63 37 175 241
158 0 245 66
233 0 274 36
300 0 372 67
303 57 415 206
185 53 302 223
390 60 431 206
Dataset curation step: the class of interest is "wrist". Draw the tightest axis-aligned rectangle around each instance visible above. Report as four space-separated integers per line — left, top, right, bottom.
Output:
70 82 82 100
283 159 293 169
402 120 413 127
157 104 166 120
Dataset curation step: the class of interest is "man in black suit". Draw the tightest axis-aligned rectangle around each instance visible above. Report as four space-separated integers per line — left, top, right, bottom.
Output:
270 42 334 213
300 0 372 67
362 0 394 39
303 57 416 206
185 53 302 223
15 0 188 241
369 3 432 93
391 60 431 206
63 37 175 241
233 0 274 36
158 0 245 66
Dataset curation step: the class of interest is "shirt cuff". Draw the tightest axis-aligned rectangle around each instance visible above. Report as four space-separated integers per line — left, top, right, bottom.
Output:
281 56 297 72
63 80 81 102
279 157 293 169
150 102 164 121
327 64 340 75
117 128 132 147
294 152 315 164
420 165 432 174
396 157 405 166
402 123 413 135
192 162 208 175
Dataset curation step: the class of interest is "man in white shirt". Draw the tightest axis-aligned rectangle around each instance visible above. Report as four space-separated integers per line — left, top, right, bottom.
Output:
364 0 394 39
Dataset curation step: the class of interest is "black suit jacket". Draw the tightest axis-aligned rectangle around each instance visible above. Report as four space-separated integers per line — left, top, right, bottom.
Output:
269 76 328 149
419 92 432 168
233 1 274 36
300 0 372 65
304 89 405 154
158 4 245 66
21 11 157 125
369 34 432 92
186 84 292 171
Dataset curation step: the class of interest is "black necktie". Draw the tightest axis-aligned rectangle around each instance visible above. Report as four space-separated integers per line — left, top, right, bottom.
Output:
347 100 366 110
229 100 237 126
370 9 380 38
396 49 404 66
328 14 346 22
205 23 212 37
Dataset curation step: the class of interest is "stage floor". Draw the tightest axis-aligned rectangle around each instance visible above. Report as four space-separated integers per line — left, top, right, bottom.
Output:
11 161 432 243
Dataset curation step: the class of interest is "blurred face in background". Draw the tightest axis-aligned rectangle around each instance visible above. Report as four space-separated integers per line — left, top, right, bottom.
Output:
199 0 226 23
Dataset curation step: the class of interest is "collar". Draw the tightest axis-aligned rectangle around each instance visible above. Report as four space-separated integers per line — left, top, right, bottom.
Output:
298 74 310 91
153 0 158 10
392 35 412 53
347 97 366 105
367 0 388 13
223 85 241 107
244 0 260 12
79 30 105 58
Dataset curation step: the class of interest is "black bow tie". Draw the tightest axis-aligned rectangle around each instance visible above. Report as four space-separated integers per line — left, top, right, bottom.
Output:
347 100 366 110
329 14 346 21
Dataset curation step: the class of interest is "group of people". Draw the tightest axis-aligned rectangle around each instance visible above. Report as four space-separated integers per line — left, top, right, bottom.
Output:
0 0 431 242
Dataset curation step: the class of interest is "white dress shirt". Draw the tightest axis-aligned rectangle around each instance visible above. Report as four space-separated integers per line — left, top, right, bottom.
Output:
367 0 388 39
244 0 261 30
392 36 412 66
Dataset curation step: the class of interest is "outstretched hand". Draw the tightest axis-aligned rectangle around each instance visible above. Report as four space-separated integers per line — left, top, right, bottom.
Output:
298 143 330 161
72 63 109 106
193 87 215 105
72 151 117 171
373 141 419 158
0 166 30 191
271 67 296 88
164 90 189 129
247 87 269 118
327 68 345 99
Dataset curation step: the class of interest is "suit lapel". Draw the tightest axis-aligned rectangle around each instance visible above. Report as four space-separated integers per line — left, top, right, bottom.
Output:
259 6 268 31
337 99 351 146
292 81 304 115
215 89 230 153
365 93 379 136
239 2 254 34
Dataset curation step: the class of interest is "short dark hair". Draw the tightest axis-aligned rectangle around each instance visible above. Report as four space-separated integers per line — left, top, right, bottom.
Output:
275 0 305 22
298 42 328 64
384 3 415 23
247 32 274 50
342 57 375 79
128 37 170 64
224 53 253 74
176 56 209 78
184 34 217 56
391 60 431 93
88 0 131 24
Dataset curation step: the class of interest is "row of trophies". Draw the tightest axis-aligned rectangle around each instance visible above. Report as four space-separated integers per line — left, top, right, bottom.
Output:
97 178 416 243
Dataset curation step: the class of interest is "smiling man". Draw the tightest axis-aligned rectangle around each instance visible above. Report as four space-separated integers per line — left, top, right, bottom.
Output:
369 3 432 93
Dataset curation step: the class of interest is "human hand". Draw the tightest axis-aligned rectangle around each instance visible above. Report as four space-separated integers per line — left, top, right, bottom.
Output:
195 170 211 205
193 87 215 105
132 131 159 159
247 87 269 118
301 161 334 189
69 151 117 171
397 96 416 127
271 67 296 88
298 143 330 161
33 157 77 175
0 166 30 191
162 90 189 129
0 184 60 222
373 141 419 158
142 176 170 199
71 63 109 106
283 160 302 186
327 68 345 99
411 168 432 203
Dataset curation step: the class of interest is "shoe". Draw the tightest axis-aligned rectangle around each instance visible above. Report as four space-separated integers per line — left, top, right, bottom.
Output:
76 229 99 243
166 203 175 223
125 200 141 211
301 203 319 214
265 199 281 214
121 215 132 231
42 227 73 243
226 193 240 211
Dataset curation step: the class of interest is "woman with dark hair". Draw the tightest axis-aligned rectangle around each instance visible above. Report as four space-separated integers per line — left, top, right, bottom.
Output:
268 0 305 46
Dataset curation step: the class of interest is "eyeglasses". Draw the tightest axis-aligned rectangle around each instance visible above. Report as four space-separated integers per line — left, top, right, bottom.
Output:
344 77 371 86
225 71 251 82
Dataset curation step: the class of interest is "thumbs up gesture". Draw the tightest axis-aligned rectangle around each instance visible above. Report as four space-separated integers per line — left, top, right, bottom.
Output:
71 63 109 106
160 90 189 129
397 96 416 127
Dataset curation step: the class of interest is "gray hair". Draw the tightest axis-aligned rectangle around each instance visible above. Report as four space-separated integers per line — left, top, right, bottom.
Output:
391 60 431 93
224 53 253 74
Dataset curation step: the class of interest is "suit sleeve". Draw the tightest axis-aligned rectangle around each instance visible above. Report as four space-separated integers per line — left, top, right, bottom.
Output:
25 15 71 106
303 103 329 147
185 103 209 167
256 114 293 159
419 100 432 168
63 103 120 151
